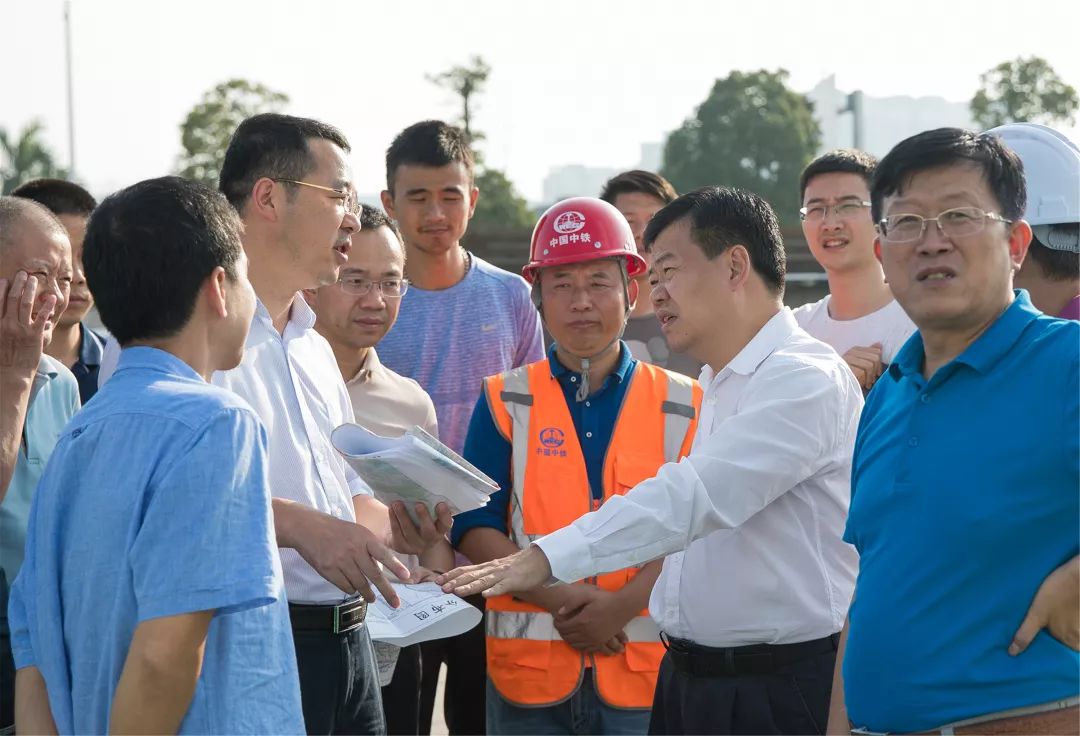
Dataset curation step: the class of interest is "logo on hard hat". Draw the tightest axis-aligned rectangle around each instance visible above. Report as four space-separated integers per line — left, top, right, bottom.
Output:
539 427 565 448
553 211 586 234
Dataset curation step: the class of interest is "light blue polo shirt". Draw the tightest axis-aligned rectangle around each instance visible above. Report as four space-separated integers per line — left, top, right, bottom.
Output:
843 291 1079 733
8 348 303 733
0 354 80 587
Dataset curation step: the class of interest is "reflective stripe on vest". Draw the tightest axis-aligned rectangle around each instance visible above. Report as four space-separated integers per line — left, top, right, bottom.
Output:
485 359 700 708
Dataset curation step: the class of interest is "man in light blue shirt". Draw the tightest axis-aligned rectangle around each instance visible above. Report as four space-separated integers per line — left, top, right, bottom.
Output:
8 177 304 733
0 196 79 730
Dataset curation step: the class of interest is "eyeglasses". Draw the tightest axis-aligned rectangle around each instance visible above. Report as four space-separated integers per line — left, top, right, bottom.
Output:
337 275 409 298
878 206 1012 244
799 201 872 223
273 179 360 216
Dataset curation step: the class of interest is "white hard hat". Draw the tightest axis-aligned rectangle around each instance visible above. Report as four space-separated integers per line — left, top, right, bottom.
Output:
987 122 1080 252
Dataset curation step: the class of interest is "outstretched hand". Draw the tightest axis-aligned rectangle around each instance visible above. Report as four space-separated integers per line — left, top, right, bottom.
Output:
438 544 554 598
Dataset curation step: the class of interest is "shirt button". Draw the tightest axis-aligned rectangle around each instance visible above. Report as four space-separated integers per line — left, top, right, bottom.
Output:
908 436 919 447
586 431 593 438
920 394 931 404
585 401 591 407
570 376 577 383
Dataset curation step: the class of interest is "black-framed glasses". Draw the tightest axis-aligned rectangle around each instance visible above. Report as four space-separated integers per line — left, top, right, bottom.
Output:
799 201 872 222
878 206 1012 244
273 179 360 216
336 275 409 298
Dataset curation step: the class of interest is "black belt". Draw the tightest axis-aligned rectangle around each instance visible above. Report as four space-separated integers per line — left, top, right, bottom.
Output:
662 633 839 677
289 598 367 635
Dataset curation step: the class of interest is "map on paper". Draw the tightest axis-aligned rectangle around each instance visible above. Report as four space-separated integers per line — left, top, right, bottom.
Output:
366 582 482 647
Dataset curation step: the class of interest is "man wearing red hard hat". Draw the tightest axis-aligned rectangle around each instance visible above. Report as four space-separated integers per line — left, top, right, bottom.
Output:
449 197 703 734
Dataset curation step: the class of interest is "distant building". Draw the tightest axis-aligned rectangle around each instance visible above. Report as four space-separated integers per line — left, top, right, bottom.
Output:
541 164 621 203
806 75 976 156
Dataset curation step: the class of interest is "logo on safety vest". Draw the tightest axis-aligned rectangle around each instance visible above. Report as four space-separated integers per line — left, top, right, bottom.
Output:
553 211 586 234
539 427 565 448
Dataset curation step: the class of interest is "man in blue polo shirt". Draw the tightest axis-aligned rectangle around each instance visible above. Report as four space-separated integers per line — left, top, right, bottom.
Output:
825 128 1079 734
8 177 304 732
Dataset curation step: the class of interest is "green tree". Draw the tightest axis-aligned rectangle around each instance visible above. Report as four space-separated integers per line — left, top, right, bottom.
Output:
176 79 289 187
427 55 491 144
971 56 1079 129
473 169 535 228
662 69 821 224
427 57 534 228
0 120 68 194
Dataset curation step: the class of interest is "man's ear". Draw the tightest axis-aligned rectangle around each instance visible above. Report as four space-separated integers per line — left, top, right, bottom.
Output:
467 186 480 219
727 244 751 288
626 278 639 312
1008 219 1033 273
874 237 883 264
380 190 395 220
248 178 282 223
206 267 229 318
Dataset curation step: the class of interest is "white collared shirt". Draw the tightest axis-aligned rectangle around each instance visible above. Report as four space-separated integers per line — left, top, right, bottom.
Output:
536 308 862 646
212 295 370 604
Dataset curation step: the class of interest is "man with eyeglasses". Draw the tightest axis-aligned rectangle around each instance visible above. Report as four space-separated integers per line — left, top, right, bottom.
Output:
824 128 1079 735
795 150 915 392
305 204 453 735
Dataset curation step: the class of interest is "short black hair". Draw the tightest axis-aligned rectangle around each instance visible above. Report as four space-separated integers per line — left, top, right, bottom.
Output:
799 149 878 202
385 120 474 193
359 204 401 242
10 178 97 217
1028 228 1080 281
599 170 678 206
219 113 350 212
644 186 786 295
84 176 244 345
871 128 1026 224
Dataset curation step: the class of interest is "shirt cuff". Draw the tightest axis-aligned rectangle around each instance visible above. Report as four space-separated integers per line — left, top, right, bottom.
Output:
535 523 595 583
349 475 373 497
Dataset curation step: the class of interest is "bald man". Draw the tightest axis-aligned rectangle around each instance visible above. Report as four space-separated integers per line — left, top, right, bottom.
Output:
0 196 80 729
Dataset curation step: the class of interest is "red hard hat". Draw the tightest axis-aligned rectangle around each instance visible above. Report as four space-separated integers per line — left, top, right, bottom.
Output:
523 197 648 283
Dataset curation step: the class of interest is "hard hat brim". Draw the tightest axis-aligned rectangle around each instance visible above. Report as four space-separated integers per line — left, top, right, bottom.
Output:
522 251 648 283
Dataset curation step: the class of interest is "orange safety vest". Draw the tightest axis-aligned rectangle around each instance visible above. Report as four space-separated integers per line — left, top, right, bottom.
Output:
482 358 702 708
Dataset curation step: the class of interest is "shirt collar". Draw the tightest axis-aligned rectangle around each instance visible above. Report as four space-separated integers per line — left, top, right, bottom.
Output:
546 339 636 384
113 346 204 382
346 347 383 385
30 354 62 403
888 290 1041 380
701 307 798 385
253 293 317 333
78 323 106 367
1058 294 1080 321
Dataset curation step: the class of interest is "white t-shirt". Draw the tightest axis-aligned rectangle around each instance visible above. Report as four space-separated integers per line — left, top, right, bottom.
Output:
793 295 916 365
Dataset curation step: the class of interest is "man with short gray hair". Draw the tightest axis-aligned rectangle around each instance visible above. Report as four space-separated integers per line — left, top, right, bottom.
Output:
0 197 79 730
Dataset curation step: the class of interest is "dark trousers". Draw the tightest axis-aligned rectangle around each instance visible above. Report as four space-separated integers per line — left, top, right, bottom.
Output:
294 623 386 735
0 571 12 731
382 644 422 735
648 643 837 735
418 595 487 735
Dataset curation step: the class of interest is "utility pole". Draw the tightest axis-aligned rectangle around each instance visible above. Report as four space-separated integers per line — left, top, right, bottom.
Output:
838 90 864 150
64 0 76 176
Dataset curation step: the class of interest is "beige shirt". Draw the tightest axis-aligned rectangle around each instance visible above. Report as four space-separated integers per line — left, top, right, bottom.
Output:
346 347 438 440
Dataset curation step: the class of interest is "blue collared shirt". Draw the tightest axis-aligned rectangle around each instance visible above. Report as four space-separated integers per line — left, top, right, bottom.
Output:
0 354 79 588
843 291 1080 733
451 342 637 546
71 322 106 405
8 347 304 733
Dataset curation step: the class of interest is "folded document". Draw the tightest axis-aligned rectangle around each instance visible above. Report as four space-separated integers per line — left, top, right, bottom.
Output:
367 582 482 647
331 423 497 521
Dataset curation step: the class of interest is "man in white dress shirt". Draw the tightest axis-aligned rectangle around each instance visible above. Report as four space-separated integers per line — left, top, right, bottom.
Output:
440 186 863 735
213 113 450 734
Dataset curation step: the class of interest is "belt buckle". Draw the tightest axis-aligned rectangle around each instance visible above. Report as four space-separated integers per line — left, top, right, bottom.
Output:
333 600 366 634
